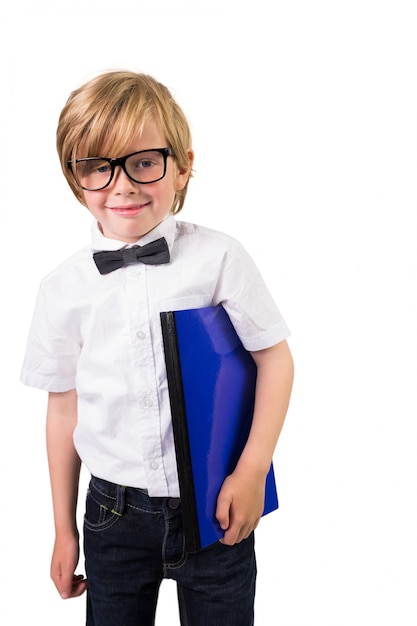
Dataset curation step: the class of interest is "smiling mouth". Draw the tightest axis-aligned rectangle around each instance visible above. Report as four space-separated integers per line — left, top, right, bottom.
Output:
109 203 149 215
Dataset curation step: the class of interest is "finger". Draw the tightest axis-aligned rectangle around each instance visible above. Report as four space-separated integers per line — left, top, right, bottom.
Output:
61 575 88 599
53 567 78 599
219 518 242 545
70 576 88 598
221 519 256 546
215 493 231 532
51 563 69 599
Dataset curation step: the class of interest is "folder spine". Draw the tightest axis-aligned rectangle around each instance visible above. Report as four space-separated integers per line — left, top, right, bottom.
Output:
160 311 201 551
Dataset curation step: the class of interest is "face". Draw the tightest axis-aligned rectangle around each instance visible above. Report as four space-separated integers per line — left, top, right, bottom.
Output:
81 121 192 243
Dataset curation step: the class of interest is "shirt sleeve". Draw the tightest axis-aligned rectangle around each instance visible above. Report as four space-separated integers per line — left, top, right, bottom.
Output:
214 237 291 352
20 280 80 392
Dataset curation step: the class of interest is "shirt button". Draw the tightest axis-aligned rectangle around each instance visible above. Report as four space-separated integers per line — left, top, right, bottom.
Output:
150 461 158 470
136 331 146 340
143 396 153 408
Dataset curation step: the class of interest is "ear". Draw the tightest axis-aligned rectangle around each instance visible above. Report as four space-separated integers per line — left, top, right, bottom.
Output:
175 149 194 191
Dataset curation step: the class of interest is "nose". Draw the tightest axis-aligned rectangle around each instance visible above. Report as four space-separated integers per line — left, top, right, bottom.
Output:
112 165 137 194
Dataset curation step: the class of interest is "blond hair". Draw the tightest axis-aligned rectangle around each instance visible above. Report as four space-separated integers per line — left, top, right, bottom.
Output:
57 70 193 213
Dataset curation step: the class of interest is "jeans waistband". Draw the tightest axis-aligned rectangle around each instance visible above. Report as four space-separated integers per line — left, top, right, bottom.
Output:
89 475 181 512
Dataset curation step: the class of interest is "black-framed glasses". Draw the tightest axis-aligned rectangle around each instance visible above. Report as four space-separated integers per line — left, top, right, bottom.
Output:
67 147 174 191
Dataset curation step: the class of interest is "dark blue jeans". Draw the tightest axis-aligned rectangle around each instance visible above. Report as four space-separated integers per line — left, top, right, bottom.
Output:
83 476 256 625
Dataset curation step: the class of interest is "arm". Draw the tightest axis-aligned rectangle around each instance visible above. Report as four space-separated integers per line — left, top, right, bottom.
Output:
216 339 294 545
46 389 87 599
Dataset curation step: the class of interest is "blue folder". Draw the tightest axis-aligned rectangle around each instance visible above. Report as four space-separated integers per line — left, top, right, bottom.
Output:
160 305 278 551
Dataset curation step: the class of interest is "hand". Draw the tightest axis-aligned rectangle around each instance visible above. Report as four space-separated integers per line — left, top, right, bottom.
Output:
51 531 88 599
215 467 265 546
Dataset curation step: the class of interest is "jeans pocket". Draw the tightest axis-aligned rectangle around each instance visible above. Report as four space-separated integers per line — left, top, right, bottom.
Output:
84 482 124 532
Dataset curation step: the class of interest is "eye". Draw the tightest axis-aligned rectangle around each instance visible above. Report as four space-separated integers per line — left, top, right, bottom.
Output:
130 156 159 171
125 151 165 182
138 159 154 169
95 163 111 174
78 159 110 176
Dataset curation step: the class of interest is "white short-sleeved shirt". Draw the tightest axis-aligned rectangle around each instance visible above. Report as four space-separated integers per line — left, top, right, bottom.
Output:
20 215 290 496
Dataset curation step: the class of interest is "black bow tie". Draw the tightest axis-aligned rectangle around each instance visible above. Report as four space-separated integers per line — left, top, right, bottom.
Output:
93 237 170 275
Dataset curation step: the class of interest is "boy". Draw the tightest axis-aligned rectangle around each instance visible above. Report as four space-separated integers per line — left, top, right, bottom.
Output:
20 70 294 625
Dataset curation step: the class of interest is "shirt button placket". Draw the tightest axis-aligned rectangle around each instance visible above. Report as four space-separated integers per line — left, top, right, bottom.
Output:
127 265 165 493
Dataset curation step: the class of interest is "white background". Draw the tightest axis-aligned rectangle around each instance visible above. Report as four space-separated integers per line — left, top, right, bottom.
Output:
1 1 416 624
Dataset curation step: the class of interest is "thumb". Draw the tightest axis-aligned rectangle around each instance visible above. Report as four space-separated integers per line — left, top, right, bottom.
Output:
215 490 232 532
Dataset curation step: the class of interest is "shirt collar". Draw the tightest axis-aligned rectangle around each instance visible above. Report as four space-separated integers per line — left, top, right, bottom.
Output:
90 215 176 255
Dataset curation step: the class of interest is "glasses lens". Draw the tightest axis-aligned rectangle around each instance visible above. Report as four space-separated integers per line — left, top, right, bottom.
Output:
125 150 166 183
75 159 112 190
